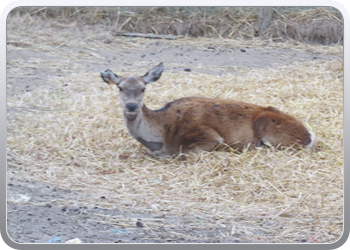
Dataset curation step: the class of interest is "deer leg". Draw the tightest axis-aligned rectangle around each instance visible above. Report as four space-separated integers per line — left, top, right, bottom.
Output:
147 147 169 157
146 126 223 157
179 126 224 154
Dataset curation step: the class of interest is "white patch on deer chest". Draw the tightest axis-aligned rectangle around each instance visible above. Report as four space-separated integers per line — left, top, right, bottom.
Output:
125 115 163 146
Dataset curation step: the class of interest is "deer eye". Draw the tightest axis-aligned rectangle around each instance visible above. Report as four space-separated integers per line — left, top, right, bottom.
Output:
118 86 123 91
141 87 146 93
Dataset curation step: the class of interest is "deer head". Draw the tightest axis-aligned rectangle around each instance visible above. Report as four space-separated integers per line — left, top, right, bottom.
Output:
100 63 164 120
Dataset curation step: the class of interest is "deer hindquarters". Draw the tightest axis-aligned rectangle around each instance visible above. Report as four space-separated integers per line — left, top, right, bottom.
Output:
253 111 313 149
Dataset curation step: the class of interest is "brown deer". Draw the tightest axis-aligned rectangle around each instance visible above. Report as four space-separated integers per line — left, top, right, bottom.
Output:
100 63 316 156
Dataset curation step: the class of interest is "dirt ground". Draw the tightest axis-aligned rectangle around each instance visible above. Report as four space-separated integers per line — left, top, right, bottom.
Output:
7 167 262 244
6 18 343 245
7 37 336 96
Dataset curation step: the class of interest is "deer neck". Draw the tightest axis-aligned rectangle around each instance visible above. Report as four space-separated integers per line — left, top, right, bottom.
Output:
123 105 164 151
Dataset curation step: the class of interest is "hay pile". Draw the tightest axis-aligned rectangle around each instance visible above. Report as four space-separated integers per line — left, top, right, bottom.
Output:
9 7 343 44
268 8 344 44
7 12 343 243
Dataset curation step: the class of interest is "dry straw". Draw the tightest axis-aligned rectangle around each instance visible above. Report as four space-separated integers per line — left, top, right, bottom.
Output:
7 11 343 243
10 7 343 44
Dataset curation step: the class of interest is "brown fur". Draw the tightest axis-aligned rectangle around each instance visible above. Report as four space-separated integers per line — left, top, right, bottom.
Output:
142 97 312 155
100 63 315 156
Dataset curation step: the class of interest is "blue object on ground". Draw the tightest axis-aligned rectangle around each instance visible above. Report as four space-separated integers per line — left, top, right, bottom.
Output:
110 229 130 234
47 235 63 243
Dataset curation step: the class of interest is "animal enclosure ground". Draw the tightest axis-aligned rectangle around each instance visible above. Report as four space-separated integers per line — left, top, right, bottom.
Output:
6 14 343 244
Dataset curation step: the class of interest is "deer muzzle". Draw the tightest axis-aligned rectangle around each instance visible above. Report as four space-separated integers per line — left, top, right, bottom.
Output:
126 103 138 112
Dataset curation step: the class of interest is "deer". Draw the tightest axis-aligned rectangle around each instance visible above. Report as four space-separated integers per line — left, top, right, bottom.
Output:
100 62 316 157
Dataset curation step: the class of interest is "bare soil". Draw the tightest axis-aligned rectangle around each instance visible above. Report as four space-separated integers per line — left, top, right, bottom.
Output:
7 167 260 244
6 20 342 244
7 39 336 96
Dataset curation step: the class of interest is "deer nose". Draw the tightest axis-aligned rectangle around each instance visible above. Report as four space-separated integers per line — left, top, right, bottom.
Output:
126 103 138 112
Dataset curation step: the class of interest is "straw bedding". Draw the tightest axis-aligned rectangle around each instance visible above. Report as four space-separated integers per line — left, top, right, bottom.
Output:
7 15 343 243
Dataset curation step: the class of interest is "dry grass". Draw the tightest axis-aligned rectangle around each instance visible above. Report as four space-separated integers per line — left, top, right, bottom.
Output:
7 60 343 243
6 13 343 243
268 8 344 44
8 6 343 44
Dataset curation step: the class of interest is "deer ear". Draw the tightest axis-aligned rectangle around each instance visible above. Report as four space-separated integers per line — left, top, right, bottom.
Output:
142 62 164 84
100 69 120 85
